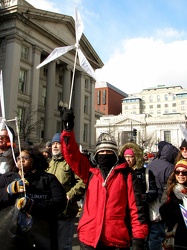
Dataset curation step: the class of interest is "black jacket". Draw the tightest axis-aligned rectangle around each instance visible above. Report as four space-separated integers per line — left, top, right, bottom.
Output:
147 143 179 200
160 192 187 249
0 170 67 250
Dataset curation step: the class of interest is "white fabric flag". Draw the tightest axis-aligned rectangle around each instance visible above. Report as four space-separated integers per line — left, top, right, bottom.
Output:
78 48 97 80
36 8 96 79
36 45 75 69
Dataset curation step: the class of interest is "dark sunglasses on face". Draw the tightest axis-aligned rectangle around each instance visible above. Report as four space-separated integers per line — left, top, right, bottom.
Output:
180 147 187 152
174 170 187 176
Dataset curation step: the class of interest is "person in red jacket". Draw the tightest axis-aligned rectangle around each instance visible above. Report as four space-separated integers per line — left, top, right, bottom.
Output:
60 109 148 250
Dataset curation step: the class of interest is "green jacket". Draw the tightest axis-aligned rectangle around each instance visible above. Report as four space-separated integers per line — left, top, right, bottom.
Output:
47 155 86 217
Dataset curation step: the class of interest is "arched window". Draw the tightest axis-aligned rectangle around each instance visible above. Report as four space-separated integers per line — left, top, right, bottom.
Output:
149 95 153 102
157 95 160 102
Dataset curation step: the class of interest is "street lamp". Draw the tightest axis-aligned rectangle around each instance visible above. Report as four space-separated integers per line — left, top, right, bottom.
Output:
58 101 68 130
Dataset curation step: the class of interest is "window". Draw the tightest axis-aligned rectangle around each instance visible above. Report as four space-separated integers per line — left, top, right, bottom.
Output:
42 86 46 106
157 95 160 102
97 90 101 105
83 123 88 143
149 95 153 102
164 104 168 108
132 105 136 109
157 110 161 114
59 74 64 85
43 67 48 76
172 103 176 107
181 106 186 110
149 105 153 109
157 104 161 108
21 45 29 60
164 94 168 101
102 90 106 105
181 100 185 105
85 79 89 89
164 131 171 142
19 69 27 93
84 96 88 114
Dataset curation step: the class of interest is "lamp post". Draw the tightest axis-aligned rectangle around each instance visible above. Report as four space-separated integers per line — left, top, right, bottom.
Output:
58 101 68 130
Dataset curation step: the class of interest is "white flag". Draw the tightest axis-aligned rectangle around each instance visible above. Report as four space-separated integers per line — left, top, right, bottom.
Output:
36 8 96 79
36 45 75 69
78 48 97 80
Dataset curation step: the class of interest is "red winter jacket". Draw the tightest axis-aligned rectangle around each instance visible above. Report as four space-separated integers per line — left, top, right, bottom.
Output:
61 131 148 248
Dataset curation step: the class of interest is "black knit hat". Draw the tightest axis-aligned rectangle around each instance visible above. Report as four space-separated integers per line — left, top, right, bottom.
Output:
180 139 187 149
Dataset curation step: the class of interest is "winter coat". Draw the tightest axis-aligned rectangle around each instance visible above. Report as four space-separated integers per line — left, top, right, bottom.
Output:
147 143 179 200
0 170 67 250
160 192 187 249
47 155 86 217
120 142 158 223
61 131 148 249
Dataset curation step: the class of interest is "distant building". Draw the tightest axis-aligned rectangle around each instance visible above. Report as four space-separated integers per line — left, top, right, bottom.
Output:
122 84 187 117
95 81 128 115
96 84 187 149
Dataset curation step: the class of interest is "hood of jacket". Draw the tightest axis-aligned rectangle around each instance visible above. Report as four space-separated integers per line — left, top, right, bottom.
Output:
159 143 179 164
119 142 144 169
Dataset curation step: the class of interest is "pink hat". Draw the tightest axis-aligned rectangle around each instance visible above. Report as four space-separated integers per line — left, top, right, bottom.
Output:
124 148 134 156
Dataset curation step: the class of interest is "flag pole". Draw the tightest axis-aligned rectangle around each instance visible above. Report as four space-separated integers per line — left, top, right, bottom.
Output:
68 46 78 109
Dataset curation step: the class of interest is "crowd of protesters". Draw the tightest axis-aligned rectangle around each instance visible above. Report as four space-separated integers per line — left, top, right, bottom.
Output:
0 113 187 250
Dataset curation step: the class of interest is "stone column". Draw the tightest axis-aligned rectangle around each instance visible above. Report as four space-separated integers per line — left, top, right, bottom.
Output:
30 45 42 141
44 61 56 141
4 34 22 119
63 65 72 106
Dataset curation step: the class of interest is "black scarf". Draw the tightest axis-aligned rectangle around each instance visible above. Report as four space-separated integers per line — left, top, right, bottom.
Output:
97 154 117 178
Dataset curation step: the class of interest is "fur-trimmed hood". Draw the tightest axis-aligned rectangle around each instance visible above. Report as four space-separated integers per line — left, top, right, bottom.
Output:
119 142 144 169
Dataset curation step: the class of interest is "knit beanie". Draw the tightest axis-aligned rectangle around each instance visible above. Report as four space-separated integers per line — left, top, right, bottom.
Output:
180 139 187 149
52 133 61 144
174 159 187 170
124 148 134 156
94 133 118 160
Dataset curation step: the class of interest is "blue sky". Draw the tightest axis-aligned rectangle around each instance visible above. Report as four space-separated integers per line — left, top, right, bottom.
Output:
27 0 187 94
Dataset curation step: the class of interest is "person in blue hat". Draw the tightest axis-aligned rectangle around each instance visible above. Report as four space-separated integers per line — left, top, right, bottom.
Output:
47 133 86 250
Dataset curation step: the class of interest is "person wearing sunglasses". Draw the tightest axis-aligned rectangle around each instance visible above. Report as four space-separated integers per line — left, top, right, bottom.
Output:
0 147 67 250
175 139 187 164
160 159 187 250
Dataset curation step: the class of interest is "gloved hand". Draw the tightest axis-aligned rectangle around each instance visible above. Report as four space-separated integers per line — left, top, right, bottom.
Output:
16 197 34 213
7 179 29 196
132 238 145 250
62 108 75 131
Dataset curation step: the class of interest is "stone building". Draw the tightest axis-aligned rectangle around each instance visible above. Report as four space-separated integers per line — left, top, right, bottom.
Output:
0 0 103 151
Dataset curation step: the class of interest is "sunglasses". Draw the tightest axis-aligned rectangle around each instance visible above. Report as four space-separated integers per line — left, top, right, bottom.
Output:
174 170 187 176
180 147 187 152
17 156 31 161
